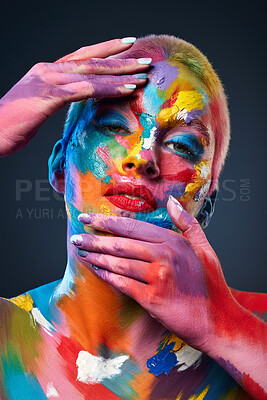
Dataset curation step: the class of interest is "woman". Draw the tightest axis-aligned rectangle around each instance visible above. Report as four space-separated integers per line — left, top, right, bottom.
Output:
0 35 266 400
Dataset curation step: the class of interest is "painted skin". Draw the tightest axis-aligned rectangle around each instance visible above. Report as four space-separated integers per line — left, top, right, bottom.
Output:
1 38 267 400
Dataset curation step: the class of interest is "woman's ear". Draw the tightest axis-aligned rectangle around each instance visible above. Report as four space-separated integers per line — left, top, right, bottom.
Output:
196 189 218 229
48 139 65 193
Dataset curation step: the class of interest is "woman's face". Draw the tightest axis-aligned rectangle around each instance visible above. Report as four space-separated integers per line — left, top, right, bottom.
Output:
64 60 215 230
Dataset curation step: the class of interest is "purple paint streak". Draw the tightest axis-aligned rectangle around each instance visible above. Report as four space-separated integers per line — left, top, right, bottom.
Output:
150 61 179 90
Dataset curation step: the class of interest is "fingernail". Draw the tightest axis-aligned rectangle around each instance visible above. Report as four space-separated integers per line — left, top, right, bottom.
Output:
78 249 88 258
78 213 91 223
70 235 82 245
133 73 147 79
124 84 136 89
138 58 152 65
92 265 99 270
169 195 183 210
121 37 136 44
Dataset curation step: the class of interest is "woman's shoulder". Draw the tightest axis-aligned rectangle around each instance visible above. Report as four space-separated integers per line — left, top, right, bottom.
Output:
0 280 62 335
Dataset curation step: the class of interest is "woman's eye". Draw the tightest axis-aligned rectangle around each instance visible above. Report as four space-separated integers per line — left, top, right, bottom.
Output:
100 124 130 135
165 142 193 156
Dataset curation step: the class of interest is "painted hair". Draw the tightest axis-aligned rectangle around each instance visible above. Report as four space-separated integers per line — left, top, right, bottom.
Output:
61 34 230 191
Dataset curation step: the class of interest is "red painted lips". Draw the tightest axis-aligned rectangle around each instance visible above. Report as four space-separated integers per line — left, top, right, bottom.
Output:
104 183 157 212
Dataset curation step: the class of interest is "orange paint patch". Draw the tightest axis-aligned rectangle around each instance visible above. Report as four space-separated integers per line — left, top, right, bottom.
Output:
57 263 131 354
131 369 156 400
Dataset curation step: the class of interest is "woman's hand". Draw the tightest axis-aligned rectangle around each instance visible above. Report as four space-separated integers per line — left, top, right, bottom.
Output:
71 196 267 397
71 195 235 351
0 38 149 156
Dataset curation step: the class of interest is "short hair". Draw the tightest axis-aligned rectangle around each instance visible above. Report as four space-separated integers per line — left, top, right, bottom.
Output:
62 34 230 192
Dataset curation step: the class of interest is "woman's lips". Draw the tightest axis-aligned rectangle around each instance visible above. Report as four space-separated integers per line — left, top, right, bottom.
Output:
104 183 157 212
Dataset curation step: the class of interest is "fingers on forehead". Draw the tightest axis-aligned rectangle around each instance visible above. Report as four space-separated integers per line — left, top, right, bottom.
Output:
80 214 169 243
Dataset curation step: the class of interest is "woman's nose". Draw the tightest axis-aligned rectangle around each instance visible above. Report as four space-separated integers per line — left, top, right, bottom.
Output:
122 154 160 179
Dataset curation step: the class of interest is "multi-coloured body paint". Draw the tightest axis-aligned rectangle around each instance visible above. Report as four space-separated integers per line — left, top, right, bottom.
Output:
1 285 264 399
1 35 267 399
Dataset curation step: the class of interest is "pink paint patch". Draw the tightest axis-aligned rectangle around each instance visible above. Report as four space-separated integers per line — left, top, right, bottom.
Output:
115 135 131 150
97 146 112 164
139 149 154 162
35 333 84 400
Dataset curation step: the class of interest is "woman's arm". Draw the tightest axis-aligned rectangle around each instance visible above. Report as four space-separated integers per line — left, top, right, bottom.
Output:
230 289 267 321
206 299 267 399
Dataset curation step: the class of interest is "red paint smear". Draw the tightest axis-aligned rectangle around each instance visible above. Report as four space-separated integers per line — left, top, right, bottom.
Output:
243 373 267 400
129 95 144 117
200 251 267 349
161 168 194 183
57 336 120 399
231 289 267 315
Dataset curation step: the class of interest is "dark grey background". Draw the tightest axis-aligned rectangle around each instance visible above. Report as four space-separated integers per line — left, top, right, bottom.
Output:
0 0 266 297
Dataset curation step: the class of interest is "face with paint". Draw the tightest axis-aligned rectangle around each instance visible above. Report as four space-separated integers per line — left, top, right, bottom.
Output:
52 59 215 234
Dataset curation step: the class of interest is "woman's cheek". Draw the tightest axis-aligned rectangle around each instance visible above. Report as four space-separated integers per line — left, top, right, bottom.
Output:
159 151 212 213
159 151 196 187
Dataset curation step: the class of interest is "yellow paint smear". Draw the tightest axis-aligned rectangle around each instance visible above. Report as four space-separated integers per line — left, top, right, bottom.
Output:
160 331 186 353
10 292 34 312
183 160 211 200
100 204 116 216
158 90 204 127
176 386 209 400
114 127 145 177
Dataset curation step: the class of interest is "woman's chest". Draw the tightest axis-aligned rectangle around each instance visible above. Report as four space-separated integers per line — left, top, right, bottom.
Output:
0 340 251 400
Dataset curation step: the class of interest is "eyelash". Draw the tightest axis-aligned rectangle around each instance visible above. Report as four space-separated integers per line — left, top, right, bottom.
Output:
163 137 203 162
97 123 130 136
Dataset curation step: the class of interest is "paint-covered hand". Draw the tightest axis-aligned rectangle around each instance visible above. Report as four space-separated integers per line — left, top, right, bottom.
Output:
72 195 235 352
0 38 149 156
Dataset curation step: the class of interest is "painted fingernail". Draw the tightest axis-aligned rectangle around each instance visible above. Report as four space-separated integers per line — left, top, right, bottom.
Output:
78 249 88 258
133 73 147 79
121 37 136 44
169 195 183 210
138 58 152 65
92 265 99 270
124 84 136 89
70 235 82 245
78 213 91 223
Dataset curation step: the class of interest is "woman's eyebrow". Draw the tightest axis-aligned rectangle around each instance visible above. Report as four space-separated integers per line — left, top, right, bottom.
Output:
93 109 129 124
163 120 210 144
185 120 210 139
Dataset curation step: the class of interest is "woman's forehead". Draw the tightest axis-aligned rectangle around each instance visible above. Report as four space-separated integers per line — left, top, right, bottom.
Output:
91 61 209 127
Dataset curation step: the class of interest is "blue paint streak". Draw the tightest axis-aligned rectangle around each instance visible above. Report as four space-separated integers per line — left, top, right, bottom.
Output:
164 133 204 163
138 112 157 144
147 342 178 376
2 355 47 400
28 280 61 327
97 345 140 400
135 208 174 230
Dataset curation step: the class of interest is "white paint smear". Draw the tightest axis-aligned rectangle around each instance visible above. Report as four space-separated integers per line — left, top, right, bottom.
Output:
31 308 54 335
143 127 157 150
175 346 202 371
176 108 188 122
200 164 210 179
46 382 59 398
76 351 129 384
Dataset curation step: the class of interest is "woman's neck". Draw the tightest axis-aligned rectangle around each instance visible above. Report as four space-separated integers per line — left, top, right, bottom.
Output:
53 225 166 365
